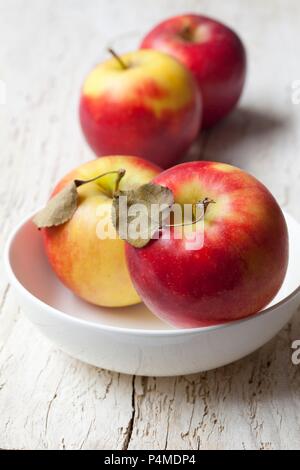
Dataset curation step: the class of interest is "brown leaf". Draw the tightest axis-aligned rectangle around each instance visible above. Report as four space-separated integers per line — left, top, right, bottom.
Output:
112 183 174 248
32 181 78 229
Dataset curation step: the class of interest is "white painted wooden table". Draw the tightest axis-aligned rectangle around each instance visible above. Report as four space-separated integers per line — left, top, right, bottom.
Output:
1 0 300 450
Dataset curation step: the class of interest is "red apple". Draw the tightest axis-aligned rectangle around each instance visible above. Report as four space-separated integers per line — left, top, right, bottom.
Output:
79 49 201 168
125 161 288 327
43 156 160 307
141 14 246 128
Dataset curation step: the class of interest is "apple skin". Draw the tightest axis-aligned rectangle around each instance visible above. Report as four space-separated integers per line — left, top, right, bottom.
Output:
125 161 288 327
141 14 246 128
79 49 201 168
43 156 160 307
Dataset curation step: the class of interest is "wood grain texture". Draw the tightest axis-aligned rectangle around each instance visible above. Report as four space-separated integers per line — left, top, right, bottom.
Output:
1 0 300 450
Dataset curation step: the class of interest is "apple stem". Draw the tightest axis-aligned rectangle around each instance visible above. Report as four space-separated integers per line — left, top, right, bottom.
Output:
113 168 126 195
197 197 215 216
164 198 215 228
180 24 193 42
108 48 128 70
74 169 126 197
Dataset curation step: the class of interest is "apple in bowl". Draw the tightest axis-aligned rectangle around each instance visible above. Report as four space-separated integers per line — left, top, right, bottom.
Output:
141 14 246 128
79 49 201 168
125 161 288 327
35 156 160 307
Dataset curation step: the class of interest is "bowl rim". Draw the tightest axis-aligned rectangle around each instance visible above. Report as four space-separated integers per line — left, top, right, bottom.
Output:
4 209 300 337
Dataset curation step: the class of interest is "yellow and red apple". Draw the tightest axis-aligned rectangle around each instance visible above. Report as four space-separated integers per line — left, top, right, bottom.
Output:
79 49 201 168
126 161 288 327
43 156 160 307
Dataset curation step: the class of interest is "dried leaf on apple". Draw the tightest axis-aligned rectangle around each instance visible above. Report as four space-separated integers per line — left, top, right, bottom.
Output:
33 181 78 229
33 169 127 229
112 183 174 248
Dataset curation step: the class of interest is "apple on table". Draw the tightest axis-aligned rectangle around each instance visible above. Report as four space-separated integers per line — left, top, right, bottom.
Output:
125 161 288 327
79 49 201 168
141 14 246 128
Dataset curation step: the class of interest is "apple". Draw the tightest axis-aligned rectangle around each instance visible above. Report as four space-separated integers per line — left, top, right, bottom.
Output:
125 161 288 327
79 49 201 168
141 14 246 128
43 156 160 307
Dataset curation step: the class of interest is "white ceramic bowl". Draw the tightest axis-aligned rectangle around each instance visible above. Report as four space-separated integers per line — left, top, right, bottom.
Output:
4 211 300 376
